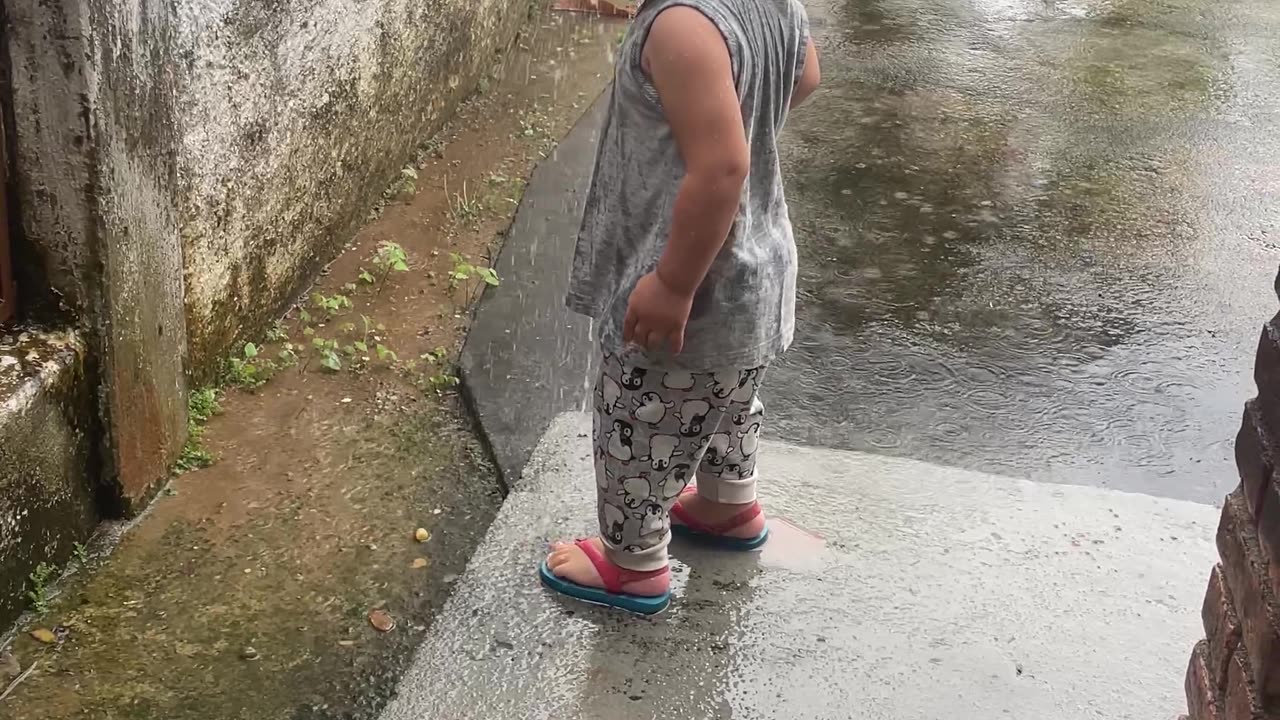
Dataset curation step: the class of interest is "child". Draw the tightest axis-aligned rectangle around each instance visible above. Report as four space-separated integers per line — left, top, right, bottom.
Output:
540 0 820 614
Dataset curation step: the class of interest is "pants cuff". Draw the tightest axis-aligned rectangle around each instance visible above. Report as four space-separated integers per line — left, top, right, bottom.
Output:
695 470 758 505
602 533 670 572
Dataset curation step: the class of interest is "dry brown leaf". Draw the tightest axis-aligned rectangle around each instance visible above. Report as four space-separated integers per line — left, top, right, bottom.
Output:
411 558 429 569
368 609 395 633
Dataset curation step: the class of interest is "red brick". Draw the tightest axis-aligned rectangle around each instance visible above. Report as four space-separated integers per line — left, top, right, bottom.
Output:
1218 493 1280 708
1206 564 1245 692
1189 641 1225 720
1259 480 1280 596
1225 648 1280 720
1238 400 1277 523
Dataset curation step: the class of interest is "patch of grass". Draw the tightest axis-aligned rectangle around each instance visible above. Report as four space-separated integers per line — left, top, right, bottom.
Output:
177 388 220 472
446 180 484 224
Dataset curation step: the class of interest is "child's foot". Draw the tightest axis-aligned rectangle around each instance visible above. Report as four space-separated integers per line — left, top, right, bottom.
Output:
671 490 767 540
545 537 671 596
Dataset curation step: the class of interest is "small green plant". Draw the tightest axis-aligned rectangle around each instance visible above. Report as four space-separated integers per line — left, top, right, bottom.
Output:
447 253 501 310
372 241 411 294
177 388 220 472
27 562 56 614
72 542 89 568
277 342 300 369
266 321 288 343
224 342 272 389
399 165 419 193
312 293 353 320
312 337 342 372
413 347 459 394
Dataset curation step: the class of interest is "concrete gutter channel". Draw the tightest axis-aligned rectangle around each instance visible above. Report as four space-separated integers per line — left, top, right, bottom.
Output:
458 93 607 491
400 88 1220 717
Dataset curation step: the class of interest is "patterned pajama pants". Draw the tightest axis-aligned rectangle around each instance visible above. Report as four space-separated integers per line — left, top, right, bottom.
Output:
593 351 768 571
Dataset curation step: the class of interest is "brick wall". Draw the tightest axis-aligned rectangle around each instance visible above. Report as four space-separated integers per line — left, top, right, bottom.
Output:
1184 271 1280 720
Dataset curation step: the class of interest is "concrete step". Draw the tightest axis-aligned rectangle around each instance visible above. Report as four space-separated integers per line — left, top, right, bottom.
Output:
380 411 1220 720
0 328 98 628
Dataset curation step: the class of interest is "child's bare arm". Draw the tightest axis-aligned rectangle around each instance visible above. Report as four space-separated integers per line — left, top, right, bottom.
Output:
791 38 821 108
647 7 749 298
624 7 749 353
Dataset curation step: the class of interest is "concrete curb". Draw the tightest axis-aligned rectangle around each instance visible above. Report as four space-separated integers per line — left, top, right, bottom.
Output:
458 92 608 491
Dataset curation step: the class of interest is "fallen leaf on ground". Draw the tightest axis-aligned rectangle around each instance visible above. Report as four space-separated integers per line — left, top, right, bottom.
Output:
413 528 430 543
337 640 356 647
368 609 395 633
411 558 429 569
29 629 56 645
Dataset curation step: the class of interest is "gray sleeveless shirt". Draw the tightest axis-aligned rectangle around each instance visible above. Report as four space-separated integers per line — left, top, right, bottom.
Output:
565 0 810 371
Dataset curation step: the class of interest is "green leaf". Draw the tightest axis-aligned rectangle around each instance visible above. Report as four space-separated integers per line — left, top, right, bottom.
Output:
392 260 409 272
354 341 368 353
300 309 312 323
359 271 375 284
320 352 342 372
303 327 315 337
244 342 259 359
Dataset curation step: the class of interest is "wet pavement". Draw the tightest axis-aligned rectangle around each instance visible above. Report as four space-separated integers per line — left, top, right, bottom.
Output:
382 0 1280 717
381 412 1217 720
773 0 1280 503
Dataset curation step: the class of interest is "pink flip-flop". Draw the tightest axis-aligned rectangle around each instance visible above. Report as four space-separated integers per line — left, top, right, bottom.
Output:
538 539 671 615
670 488 770 550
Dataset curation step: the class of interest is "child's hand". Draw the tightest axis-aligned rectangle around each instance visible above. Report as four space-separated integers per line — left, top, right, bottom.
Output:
624 271 694 354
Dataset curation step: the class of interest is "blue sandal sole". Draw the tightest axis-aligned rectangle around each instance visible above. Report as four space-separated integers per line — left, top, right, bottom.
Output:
538 560 671 616
671 524 770 551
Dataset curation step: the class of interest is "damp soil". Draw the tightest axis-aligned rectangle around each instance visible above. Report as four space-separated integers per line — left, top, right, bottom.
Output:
0 11 618 720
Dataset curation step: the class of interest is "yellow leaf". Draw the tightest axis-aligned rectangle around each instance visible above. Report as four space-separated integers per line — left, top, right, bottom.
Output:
411 558 429 569
29 628 56 644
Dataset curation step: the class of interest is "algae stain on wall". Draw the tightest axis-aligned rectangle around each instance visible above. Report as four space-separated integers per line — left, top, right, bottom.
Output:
174 0 533 376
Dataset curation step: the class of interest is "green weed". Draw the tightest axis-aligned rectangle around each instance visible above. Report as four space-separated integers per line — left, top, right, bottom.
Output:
177 388 220 472
26 562 56 614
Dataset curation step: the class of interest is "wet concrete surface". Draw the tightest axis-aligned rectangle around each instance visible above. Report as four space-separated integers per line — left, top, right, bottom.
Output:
772 0 1280 503
387 0 1280 714
381 412 1218 720
460 95 606 490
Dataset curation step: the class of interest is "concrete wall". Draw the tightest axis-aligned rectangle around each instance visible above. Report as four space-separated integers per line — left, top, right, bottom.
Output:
3 0 531 514
6 0 190 510
175 0 533 373
0 329 97 628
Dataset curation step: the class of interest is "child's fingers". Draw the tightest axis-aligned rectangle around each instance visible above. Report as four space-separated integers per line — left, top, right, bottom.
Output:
633 321 652 349
668 328 685 354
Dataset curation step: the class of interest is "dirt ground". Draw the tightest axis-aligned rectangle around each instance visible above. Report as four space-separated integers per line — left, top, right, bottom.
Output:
0 11 617 720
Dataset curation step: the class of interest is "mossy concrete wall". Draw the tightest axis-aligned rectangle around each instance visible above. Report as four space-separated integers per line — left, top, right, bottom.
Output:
6 0 190 511
175 0 534 375
0 329 97 629
3 0 531 512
